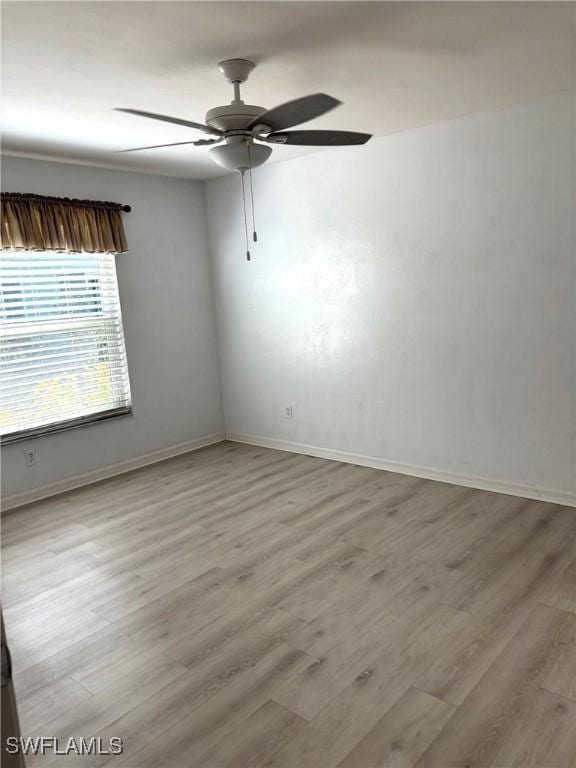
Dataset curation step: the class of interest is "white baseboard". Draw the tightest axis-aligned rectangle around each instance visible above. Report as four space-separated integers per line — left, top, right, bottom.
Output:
1 432 226 512
226 432 576 508
4 429 574 512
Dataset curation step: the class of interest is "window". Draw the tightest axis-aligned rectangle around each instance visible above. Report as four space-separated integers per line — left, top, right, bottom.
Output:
0 250 132 443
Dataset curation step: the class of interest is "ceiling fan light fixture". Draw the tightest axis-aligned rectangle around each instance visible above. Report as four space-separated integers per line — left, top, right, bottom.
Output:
209 140 272 173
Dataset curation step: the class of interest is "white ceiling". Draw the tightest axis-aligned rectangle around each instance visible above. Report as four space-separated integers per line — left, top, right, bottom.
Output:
2 1 574 180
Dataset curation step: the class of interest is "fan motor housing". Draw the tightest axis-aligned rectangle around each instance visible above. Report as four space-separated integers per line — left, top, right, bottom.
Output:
205 103 267 132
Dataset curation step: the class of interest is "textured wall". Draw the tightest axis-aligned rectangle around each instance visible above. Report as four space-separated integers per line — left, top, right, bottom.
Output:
206 92 575 499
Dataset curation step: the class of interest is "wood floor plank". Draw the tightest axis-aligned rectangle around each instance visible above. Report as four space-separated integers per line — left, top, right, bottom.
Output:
9 609 111 673
541 610 576 702
188 700 307 768
273 610 403 720
415 539 574 706
2 441 574 768
490 687 576 768
337 687 455 768
26 656 190 766
543 559 576 615
263 654 415 768
17 675 93 735
414 602 574 768
109 645 314 767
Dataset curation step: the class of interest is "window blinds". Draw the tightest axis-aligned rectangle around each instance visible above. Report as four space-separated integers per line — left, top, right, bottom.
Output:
0 250 132 442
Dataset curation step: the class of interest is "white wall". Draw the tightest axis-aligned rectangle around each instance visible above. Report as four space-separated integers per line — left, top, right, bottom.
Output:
1 156 224 503
205 92 575 503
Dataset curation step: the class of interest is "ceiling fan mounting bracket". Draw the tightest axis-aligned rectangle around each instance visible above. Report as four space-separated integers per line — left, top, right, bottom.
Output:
218 59 256 85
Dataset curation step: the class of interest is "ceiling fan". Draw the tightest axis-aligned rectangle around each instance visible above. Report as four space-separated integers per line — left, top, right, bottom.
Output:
116 59 371 259
115 58 372 172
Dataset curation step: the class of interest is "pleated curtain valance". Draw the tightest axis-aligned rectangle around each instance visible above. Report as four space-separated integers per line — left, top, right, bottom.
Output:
0 193 129 254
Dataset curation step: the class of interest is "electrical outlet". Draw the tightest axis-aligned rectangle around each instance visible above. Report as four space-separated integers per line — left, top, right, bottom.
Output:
284 405 294 419
24 448 37 467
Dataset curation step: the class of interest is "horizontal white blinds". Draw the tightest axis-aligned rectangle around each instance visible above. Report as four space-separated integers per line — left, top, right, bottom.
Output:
1 251 132 440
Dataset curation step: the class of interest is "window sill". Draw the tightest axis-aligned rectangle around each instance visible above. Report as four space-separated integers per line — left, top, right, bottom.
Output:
1 407 133 445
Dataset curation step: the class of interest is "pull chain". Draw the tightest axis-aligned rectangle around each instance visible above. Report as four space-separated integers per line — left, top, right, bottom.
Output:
240 170 250 261
247 144 258 242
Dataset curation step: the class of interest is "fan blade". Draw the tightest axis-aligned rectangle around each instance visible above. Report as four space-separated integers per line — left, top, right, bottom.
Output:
264 130 372 146
116 139 221 153
115 108 222 135
249 94 341 132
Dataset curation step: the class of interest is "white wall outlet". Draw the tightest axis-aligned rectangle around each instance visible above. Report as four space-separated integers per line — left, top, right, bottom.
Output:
24 448 37 467
284 405 294 419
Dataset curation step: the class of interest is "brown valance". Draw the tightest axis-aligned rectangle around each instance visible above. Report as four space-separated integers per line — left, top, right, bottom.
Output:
1 193 129 254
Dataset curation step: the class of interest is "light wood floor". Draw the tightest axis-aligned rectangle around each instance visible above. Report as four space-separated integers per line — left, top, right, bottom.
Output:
2 441 575 768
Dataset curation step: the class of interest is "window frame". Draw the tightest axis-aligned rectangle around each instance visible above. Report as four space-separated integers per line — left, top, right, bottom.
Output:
0 249 133 445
